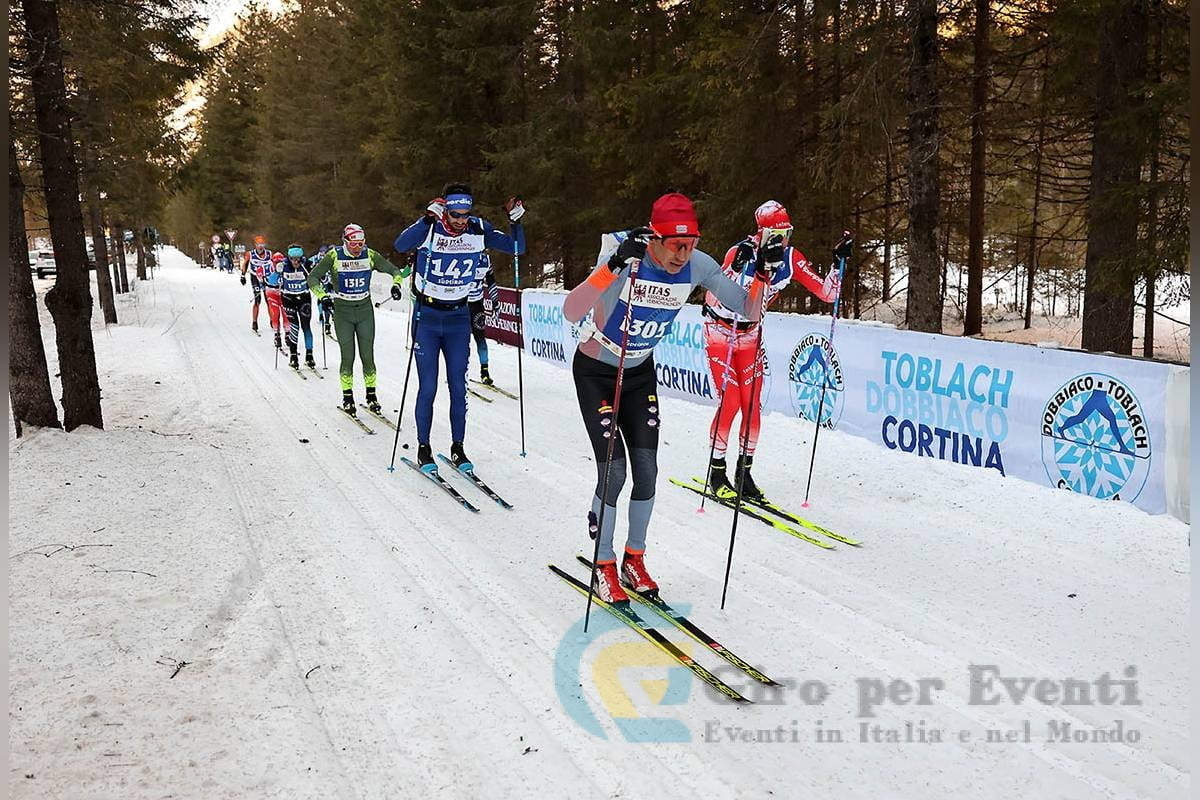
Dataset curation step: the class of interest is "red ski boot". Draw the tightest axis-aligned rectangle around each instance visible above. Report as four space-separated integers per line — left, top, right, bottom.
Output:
592 560 629 604
620 549 659 596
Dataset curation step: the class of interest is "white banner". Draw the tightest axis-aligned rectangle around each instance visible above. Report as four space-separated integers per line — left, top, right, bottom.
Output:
521 289 1186 519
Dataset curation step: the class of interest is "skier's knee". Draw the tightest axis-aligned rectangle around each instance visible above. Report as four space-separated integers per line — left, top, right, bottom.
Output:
629 448 657 501
595 457 626 504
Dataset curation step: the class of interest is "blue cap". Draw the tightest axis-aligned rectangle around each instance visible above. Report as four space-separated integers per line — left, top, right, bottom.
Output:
287 246 304 258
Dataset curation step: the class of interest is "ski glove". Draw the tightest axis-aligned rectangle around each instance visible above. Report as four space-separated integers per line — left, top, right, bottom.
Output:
822 269 842 302
607 227 654 274
390 284 403 301
504 196 525 223
240 275 247 286
833 231 853 260
425 197 446 222
755 233 786 281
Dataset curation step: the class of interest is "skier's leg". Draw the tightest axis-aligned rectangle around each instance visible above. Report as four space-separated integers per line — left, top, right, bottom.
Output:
734 335 764 456
573 350 628 563
334 301 357 391
444 306 472 443
413 305 444 445
300 298 314 353
616 360 660 556
284 297 300 356
358 305 377 392
704 322 740 460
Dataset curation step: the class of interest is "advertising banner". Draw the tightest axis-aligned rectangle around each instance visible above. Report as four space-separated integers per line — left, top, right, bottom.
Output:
519 289 1183 518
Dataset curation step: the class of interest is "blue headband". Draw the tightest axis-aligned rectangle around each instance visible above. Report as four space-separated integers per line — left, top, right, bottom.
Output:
446 193 473 211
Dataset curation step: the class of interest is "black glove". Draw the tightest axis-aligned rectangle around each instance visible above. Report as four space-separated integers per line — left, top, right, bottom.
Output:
733 241 756 272
607 227 653 274
755 233 785 281
240 274 246 286
834 231 853 260
390 284 403 301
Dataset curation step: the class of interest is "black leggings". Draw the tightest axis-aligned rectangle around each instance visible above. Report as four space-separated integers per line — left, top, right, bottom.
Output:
572 349 660 504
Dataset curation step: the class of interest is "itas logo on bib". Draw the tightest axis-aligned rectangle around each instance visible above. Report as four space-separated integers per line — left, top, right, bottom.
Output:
787 333 844 428
434 233 483 254
1040 373 1151 502
631 281 688 310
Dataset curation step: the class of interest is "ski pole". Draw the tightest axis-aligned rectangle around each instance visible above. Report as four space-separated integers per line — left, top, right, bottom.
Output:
512 235 527 458
801 232 852 508
320 301 327 369
388 224 434 471
719 269 771 610
583 244 645 633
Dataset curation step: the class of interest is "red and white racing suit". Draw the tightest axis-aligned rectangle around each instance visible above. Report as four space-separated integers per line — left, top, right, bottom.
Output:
704 238 838 458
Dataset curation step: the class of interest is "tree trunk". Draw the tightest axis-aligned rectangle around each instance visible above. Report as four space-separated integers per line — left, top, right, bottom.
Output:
882 147 893 301
135 229 147 280
1081 0 1148 354
904 0 942 333
963 0 989 335
1142 0 1162 358
112 221 130 295
83 166 118 320
1023 65 1047 329
9 137 62 433
20 0 104 430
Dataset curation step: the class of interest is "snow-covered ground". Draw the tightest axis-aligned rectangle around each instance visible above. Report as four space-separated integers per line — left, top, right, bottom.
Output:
8 248 1190 799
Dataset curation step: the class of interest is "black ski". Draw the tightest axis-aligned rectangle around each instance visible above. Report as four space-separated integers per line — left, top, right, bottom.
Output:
400 457 480 512
436 454 513 509
575 555 779 686
360 404 398 431
549 564 751 704
337 406 375 434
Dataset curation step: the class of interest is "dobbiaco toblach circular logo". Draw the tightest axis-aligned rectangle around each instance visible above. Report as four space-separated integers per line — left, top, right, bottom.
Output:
1040 372 1152 502
787 333 844 428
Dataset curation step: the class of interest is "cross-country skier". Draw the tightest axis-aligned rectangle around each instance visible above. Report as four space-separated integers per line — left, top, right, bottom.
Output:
264 252 286 350
240 235 272 333
562 192 770 604
467 252 500 385
392 184 526 472
281 244 316 370
307 224 409 415
703 201 845 501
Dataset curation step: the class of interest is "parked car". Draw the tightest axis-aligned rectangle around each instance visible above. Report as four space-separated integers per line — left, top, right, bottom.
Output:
28 250 56 279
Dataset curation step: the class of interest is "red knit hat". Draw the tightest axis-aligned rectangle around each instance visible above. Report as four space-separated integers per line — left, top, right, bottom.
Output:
649 192 700 238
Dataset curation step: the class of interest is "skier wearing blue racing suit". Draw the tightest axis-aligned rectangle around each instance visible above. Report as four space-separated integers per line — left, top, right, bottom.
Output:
393 183 526 473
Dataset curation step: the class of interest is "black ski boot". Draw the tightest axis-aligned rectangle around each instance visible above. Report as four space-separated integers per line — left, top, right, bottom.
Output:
735 453 765 503
305 350 316 369
252 320 259 333
479 363 494 386
341 390 356 415
288 352 299 369
417 443 435 473
365 387 382 415
449 441 473 472
708 456 735 497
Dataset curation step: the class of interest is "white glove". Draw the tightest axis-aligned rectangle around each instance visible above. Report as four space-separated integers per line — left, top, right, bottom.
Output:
822 269 842 302
426 198 446 220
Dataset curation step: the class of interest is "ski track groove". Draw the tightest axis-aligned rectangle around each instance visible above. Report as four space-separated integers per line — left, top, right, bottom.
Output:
188 290 746 799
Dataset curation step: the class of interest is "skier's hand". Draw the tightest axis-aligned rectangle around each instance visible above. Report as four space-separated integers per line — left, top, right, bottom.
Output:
822 269 842 302
240 275 246 286
504 196 525 223
833 230 853 260
755 232 785 281
390 284 403 301
425 197 446 222
733 241 756 273
607 227 654 274
313 287 327 300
